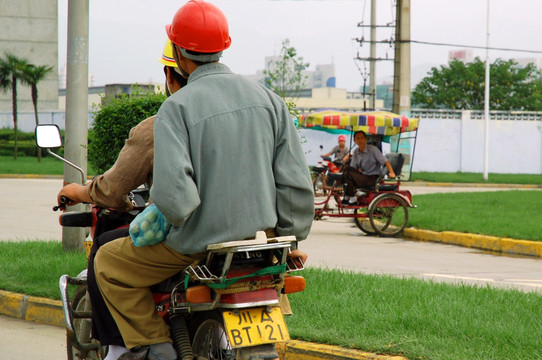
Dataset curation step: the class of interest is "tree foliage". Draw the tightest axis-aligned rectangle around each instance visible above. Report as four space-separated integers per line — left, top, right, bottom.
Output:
263 38 310 100
88 91 166 174
20 64 54 161
412 58 542 111
0 53 53 160
0 53 30 160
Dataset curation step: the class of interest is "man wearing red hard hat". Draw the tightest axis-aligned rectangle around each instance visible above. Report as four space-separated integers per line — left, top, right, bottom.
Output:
320 134 350 165
94 1 314 359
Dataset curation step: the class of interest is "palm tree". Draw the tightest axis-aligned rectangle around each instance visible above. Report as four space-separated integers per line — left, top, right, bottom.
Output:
0 53 29 160
21 64 53 161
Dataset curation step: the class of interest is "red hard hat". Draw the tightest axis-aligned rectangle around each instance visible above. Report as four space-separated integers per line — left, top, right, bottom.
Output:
166 0 231 54
338 135 346 141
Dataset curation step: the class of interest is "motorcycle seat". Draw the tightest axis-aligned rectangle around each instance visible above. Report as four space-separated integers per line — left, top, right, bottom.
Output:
327 172 343 182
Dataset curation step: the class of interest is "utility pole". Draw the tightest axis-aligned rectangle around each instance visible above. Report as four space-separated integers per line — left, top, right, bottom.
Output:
483 0 490 181
63 0 89 251
369 0 377 109
354 6 394 110
392 0 411 116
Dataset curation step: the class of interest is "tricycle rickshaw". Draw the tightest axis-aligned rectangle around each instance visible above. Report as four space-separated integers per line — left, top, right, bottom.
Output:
299 110 419 237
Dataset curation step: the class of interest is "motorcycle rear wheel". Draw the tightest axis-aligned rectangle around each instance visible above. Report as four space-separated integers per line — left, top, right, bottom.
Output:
313 173 326 197
67 285 107 360
191 311 236 360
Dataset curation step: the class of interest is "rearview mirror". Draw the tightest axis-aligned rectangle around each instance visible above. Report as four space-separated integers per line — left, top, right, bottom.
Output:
35 124 62 149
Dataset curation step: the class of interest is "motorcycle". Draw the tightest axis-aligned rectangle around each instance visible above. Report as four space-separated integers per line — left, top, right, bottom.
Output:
312 146 342 196
36 124 306 360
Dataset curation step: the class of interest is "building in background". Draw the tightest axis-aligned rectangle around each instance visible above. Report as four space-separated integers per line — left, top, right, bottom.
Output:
247 56 337 90
448 49 474 63
287 87 383 112
516 58 542 72
0 0 59 112
58 83 162 111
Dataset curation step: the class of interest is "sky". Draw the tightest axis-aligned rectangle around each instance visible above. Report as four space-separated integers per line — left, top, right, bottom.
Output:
58 0 542 92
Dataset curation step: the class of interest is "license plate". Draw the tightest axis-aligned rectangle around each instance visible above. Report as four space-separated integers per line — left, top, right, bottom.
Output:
223 307 290 348
84 240 93 261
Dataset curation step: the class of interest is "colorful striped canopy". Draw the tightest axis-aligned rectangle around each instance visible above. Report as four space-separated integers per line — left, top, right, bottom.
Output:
299 110 419 136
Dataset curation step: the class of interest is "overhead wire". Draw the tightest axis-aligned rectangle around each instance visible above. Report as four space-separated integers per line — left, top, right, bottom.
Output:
406 40 542 54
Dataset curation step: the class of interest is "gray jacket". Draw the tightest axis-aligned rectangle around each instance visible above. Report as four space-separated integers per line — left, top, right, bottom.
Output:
151 63 314 254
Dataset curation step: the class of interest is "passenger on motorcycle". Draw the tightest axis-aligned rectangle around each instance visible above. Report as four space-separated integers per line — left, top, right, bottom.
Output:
93 1 314 359
56 40 187 360
320 134 350 166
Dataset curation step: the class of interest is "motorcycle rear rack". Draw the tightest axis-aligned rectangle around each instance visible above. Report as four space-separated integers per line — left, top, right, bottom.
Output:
173 232 304 312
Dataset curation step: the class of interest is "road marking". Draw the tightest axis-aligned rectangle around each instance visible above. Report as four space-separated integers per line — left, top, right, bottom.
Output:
423 273 495 282
423 274 542 288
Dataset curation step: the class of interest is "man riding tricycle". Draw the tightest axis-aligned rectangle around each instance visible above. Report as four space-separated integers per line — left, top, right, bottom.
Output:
300 110 419 237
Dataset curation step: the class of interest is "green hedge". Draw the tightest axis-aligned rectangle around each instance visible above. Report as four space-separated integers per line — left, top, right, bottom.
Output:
88 92 166 174
0 140 65 157
0 128 65 157
0 128 36 141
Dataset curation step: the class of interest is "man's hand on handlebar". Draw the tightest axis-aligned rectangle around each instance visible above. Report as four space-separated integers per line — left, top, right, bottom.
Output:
56 183 92 210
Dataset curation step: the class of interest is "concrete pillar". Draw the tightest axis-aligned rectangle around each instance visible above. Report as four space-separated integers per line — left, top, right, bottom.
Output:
62 0 89 251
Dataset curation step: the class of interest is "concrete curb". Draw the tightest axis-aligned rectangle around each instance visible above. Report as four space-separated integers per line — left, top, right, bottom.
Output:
276 341 407 360
0 289 64 327
403 228 542 259
0 174 64 179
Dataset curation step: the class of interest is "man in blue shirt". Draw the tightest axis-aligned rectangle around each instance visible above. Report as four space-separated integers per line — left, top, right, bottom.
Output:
342 130 396 204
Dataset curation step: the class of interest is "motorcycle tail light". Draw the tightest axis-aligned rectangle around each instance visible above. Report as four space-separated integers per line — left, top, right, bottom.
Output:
283 276 305 294
186 285 211 303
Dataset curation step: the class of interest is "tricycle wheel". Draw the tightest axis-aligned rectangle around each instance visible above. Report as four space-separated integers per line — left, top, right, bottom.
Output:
354 209 377 235
369 193 409 237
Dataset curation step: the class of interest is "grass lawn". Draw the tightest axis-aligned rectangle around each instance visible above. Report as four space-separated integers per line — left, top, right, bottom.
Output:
411 171 542 185
410 190 542 241
0 155 95 176
287 268 542 360
0 241 540 360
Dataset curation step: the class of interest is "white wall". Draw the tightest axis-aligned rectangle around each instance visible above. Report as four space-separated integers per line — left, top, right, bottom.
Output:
300 110 542 174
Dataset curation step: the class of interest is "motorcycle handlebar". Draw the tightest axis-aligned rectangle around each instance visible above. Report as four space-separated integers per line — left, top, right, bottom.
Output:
53 195 73 212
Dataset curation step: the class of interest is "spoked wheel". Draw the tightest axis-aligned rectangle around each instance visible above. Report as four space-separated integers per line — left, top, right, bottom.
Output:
313 173 326 197
192 312 236 360
368 194 409 237
67 286 107 360
354 209 377 235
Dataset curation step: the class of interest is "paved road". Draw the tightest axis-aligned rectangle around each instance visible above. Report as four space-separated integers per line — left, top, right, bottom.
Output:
0 178 521 241
307 217 542 292
0 315 66 360
1 178 64 241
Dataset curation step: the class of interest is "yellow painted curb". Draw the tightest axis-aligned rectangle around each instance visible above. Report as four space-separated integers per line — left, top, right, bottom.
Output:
403 228 542 259
0 289 64 327
276 340 407 360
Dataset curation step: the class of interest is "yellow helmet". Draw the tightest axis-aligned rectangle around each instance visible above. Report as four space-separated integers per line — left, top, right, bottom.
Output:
159 40 178 67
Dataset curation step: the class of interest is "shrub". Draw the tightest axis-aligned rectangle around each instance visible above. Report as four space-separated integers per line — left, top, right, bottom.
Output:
0 128 36 141
88 92 166 174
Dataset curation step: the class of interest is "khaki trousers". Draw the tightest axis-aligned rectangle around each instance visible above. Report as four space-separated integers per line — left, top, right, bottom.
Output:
94 236 205 349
